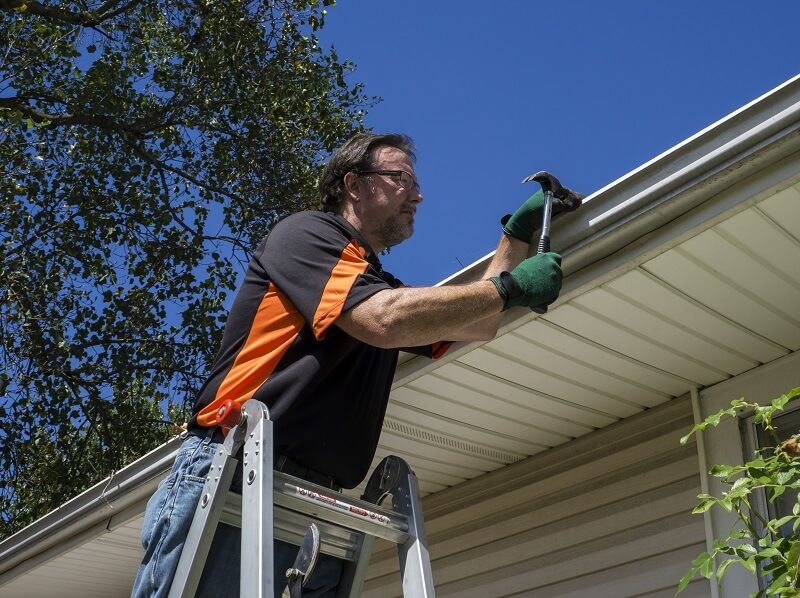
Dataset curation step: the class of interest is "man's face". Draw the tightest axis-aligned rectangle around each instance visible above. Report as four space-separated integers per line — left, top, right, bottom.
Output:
361 146 423 249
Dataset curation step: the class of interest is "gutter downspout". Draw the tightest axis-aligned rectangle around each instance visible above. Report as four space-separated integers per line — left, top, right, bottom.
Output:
690 386 720 598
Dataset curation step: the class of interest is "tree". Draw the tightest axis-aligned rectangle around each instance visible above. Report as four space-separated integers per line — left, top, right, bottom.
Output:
0 0 372 539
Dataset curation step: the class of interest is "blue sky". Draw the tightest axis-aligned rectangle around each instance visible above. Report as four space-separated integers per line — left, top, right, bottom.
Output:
317 1 800 286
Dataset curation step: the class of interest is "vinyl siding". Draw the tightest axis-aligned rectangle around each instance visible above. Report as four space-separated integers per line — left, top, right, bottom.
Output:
363 396 707 598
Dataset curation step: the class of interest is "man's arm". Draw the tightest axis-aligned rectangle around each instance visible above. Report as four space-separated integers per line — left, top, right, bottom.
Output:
449 185 585 340
445 233 530 340
335 279 505 347
336 248 563 347
336 186 582 348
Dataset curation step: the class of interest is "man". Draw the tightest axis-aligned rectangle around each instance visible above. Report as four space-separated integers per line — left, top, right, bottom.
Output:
132 133 581 597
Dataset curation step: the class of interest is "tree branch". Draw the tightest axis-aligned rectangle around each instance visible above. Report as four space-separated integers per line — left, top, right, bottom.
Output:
153 160 199 237
0 0 144 27
0 96 148 135
123 133 248 206
3 220 69 260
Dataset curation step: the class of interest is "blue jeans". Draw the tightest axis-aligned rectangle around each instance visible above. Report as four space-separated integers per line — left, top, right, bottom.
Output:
132 434 343 597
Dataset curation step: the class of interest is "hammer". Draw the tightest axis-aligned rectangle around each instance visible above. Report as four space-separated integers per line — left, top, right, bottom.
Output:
521 170 564 314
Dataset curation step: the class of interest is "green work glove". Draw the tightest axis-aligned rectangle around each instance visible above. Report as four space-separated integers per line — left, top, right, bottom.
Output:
490 252 562 310
502 188 584 243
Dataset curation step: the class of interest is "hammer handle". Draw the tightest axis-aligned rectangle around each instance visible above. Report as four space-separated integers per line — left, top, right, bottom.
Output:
531 191 554 314
537 235 550 255
531 235 550 314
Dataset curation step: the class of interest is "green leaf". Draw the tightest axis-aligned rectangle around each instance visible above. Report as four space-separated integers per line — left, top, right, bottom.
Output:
716 558 736 581
730 528 752 541
742 556 757 574
676 566 698 594
693 498 716 514
710 464 736 477
677 552 714 594
772 515 795 530
739 544 758 556
681 424 706 445
729 476 753 498
766 572 791 595
772 389 800 410
770 485 786 502
698 552 715 578
786 540 800 567
756 547 783 560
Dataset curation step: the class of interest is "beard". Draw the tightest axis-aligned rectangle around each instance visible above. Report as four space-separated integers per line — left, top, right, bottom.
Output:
375 211 414 248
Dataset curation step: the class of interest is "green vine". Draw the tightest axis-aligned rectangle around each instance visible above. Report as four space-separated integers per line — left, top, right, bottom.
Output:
677 387 800 597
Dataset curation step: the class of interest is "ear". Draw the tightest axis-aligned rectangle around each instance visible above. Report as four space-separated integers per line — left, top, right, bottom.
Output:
343 171 361 202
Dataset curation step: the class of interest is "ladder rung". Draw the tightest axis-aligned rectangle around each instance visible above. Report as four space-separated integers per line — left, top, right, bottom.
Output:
221 493 363 561
272 472 409 545
217 470 410 546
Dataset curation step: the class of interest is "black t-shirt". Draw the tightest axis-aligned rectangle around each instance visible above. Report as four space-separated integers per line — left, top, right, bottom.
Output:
188 211 450 488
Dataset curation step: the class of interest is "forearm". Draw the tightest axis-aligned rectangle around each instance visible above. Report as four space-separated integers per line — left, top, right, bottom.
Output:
336 280 504 348
448 233 530 339
482 233 531 277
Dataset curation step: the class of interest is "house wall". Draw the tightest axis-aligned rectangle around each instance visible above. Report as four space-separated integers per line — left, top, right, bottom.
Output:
362 395 710 597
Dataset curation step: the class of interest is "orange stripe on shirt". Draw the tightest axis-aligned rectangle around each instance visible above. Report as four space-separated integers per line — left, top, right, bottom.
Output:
195 283 304 427
312 240 369 340
430 341 453 359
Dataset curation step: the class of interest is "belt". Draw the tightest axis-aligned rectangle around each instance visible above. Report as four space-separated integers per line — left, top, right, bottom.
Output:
275 454 341 492
194 428 341 492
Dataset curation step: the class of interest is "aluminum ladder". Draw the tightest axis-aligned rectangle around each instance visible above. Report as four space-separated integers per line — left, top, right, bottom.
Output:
167 400 435 597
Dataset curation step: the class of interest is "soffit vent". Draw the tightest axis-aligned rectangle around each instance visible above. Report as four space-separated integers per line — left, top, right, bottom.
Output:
382 417 525 464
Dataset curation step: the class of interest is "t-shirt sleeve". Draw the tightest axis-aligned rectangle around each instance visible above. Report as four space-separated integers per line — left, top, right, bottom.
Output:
259 213 392 340
401 341 454 360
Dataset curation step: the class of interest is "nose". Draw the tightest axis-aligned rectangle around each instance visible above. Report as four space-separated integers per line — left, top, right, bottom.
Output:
410 187 423 203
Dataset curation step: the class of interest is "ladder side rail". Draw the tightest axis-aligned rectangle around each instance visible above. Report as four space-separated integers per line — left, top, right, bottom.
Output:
239 401 274 598
393 464 436 598
336 533 376 598
335 455 436 598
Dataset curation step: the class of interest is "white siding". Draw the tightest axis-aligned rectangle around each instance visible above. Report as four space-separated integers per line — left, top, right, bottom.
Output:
363 397 707 598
